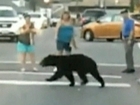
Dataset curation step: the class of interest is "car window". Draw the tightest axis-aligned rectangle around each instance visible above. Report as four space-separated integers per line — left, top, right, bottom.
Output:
29 14 41 18
43 14 47 17
52 14 60 18
98 15 112 22
0 9 17 17
131 14 140 21
113 15 123 22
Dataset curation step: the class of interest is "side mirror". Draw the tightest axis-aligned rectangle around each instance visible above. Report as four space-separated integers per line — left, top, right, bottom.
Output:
96 20 101 23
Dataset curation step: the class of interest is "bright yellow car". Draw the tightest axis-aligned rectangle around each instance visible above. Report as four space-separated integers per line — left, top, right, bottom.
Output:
81 14 140 42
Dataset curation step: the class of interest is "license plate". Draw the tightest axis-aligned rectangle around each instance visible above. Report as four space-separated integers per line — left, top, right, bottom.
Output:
1 31 9 34
2 24 7 27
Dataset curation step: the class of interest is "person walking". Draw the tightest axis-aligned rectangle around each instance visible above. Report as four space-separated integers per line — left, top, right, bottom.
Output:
17 14 38 72
53 11 77 72
121 9 135 73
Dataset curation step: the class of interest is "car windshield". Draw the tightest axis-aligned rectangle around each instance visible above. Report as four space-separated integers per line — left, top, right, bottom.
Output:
0 10 17 17
82 10 105 17
29 14 41 18
97 15 112 22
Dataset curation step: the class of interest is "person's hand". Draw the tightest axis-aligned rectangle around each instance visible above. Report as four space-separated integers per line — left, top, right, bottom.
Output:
73 45 78 49
127 40 131 45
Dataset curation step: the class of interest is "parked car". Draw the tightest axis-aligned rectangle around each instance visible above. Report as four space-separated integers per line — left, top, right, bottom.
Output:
81 9 106 26
0 6 23 42
81 14 140 42
131 13 140 21
25 11 48 29
50 14 76 27
50 14 60 27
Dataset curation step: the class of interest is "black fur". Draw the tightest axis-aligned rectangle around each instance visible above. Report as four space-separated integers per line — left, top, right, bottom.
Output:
40 54 105 88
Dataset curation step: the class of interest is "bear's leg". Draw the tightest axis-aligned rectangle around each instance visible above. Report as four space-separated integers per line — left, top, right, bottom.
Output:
90 70 105 88
77 72 88 85
64 73 75 87
46 71 64 81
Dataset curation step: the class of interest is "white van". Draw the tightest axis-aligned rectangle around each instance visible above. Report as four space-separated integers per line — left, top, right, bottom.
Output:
0 6 22 42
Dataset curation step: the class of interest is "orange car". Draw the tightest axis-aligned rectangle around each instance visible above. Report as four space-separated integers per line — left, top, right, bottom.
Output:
81 14 140 42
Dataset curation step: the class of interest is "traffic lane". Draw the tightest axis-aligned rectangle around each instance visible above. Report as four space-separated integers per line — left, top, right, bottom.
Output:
0 28 140 64
0 65 139 105
0 64 139 84
0 84 140 105
0 63 139 74
41 28 140 64
0 71 127 84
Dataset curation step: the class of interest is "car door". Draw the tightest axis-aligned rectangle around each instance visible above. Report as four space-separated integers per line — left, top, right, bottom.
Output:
105 15 123 38
94 15 112 37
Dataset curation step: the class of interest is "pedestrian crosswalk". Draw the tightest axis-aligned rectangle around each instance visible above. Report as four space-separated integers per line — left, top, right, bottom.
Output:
0 71 131 88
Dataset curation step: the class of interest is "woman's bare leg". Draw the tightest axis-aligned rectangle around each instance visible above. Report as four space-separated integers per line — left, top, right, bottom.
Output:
53 50 63 72
28 52 38 71
18 53 26 72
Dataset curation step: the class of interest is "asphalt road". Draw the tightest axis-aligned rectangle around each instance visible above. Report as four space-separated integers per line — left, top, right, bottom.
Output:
0 27 140 105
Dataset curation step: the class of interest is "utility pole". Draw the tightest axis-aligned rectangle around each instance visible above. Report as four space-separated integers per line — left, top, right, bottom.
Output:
29 0 36 11
130 0 134 12
98 0 106 10
76 0 79 13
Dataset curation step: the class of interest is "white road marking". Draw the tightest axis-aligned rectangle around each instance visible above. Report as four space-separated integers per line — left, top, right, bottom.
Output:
0 60 139 67
0 71 122 79
0 80 131 87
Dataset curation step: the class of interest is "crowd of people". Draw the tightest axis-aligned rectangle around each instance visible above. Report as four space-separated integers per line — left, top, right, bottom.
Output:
17 9 137 77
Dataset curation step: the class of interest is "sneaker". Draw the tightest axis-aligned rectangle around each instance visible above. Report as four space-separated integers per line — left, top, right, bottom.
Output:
126 69 135 73
21 68 26 72
122 69 135 73
33 67 38 72
53 67 57 72
122 69 129 73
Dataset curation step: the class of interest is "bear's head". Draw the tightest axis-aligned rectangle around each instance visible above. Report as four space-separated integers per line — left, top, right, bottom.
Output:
39 54 58 67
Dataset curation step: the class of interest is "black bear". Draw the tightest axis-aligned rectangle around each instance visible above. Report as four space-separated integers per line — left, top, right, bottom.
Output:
40 54 105 88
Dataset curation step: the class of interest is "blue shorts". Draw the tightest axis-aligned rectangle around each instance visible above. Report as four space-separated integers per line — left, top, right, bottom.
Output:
17 42 35 53
56 40 71 52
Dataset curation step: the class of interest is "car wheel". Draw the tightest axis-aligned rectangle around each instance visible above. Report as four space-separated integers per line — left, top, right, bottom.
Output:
120 32 123 40
106 39 114 42
84 30 94 41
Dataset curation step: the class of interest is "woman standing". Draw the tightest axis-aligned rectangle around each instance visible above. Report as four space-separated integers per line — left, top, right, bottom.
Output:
53 11 77 72
17 14 38 72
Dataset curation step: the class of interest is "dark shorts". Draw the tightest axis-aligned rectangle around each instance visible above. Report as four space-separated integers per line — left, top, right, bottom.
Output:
56 40 71 52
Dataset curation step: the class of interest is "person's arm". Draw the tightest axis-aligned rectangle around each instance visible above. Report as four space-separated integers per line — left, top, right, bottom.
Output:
19 25 30 34
129 20 134 40
30 23 38 35
71 37 77 49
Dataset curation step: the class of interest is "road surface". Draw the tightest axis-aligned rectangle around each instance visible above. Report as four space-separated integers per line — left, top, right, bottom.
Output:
0 27 139 105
